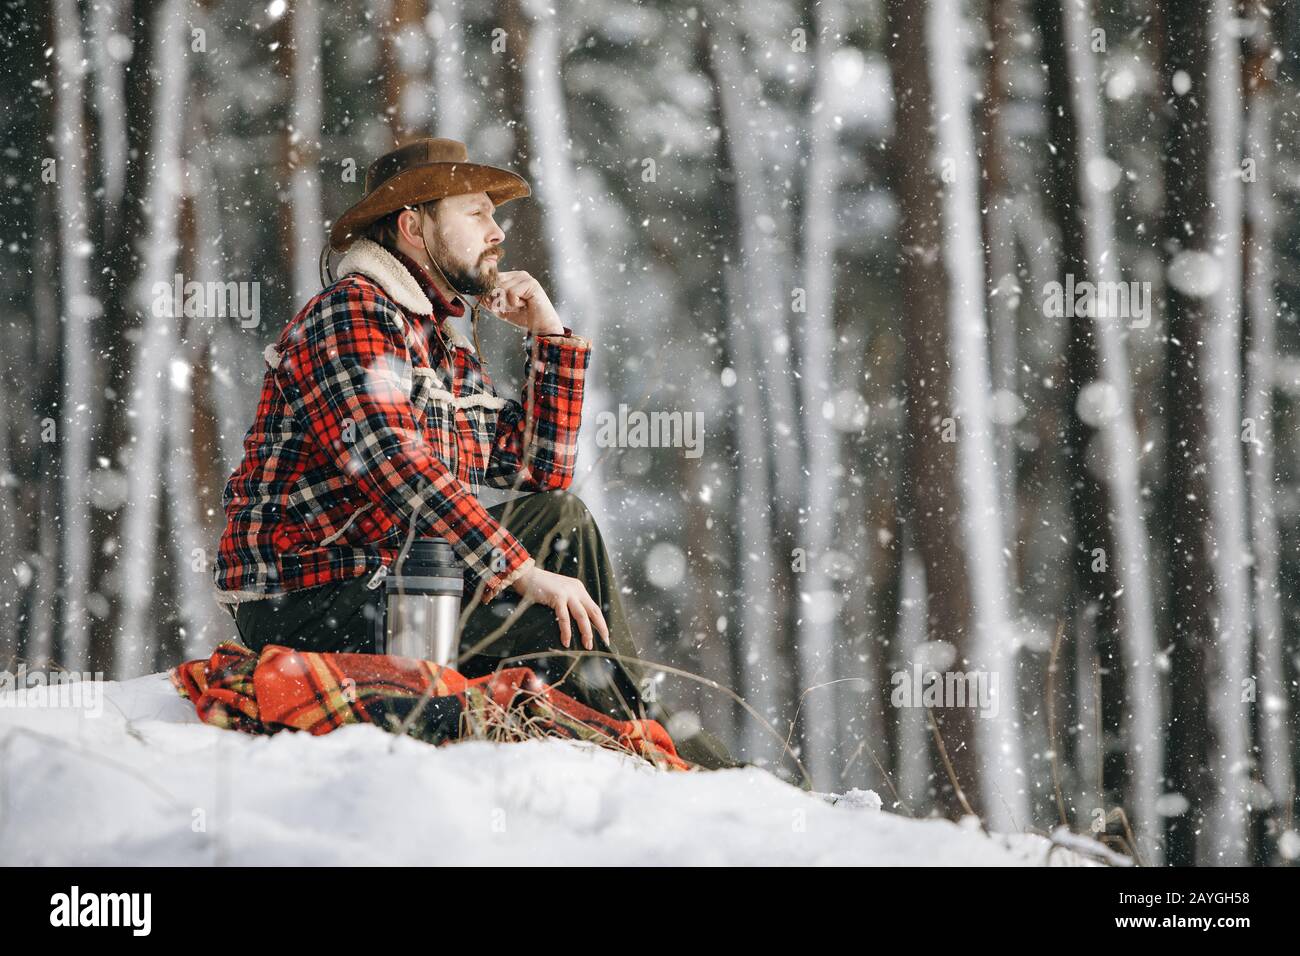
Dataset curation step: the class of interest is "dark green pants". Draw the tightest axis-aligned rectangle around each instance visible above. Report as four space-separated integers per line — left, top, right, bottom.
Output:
233 490 738 770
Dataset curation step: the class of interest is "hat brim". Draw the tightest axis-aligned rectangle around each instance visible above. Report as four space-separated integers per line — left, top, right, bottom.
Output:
329 161 530 250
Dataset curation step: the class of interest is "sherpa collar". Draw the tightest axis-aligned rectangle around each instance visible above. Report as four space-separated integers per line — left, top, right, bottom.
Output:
336 238 474 351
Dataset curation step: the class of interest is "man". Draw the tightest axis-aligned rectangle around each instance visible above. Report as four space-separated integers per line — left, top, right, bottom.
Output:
212 137 736 769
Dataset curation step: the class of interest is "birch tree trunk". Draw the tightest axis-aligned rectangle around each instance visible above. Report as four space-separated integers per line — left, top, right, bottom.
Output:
717 257 784 769
382 0 432 140
89 0 130 243
711 11 804 522
932 0 1026 831
1162 0 1252 865
1200 0 1253 865
1241 1 1292 857
25 206 61 666
163 334 224 662
683 452 738 747
696 18 785 769
519 0 608 526
288 0 325 305
711 9 830 784
0 309 19 657
52 0 98 669
182 126 242 656
886 0 1025 828
794 0 848 790
896 541 932 811
979 0 1022 565
1038 0 1164 865
116 0 188 678
430 0 471 141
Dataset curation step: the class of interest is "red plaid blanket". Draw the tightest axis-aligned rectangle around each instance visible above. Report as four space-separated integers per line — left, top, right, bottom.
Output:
169 642 692 771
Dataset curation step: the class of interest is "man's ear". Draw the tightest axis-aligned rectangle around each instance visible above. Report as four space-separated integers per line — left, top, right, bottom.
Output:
396 207 423 247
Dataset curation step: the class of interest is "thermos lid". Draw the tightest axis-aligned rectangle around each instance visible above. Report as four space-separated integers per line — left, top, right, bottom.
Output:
385 537 463 596
399 537 458 577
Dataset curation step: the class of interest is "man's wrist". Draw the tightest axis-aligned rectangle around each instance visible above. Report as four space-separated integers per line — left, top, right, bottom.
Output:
507 558 536 595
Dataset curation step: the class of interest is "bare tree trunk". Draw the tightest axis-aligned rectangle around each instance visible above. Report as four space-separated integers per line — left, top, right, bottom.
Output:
1038 0 1165 865
1162 0 1252 865
711 11 804 519
164 332 225 662
896 540 931 812
89 0 130 242
936 0 1025 830
430 0 471 141
191 95 257 471
519 2 608 526
381 0 432 140
1241 0 1292 857
0 314 20 659
52 0 98 670
117 0 188 678
979 0 1022 567
683 452 737 747
721 9 807 780
886 0 1024 828
25 202 60 666
288 0 325 305
1074 609 1104 828
1200 0 1252 865
794 0 848 790
700 11 797 775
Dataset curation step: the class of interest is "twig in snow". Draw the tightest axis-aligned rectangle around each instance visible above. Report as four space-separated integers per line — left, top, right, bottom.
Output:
925 705 985 834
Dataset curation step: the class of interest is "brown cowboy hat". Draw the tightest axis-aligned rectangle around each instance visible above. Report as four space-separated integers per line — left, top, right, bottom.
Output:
328 137 530 250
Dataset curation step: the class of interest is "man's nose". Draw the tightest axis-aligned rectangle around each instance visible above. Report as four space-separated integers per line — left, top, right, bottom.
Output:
485 219 505 246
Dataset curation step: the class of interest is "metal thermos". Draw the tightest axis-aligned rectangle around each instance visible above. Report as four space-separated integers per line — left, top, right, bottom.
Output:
373 537 463 665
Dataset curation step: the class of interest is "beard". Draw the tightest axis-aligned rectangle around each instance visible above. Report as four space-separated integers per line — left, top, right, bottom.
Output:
427 231 499 297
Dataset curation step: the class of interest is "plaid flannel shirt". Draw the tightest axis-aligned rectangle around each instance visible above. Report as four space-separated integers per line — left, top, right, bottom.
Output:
213 239 590 613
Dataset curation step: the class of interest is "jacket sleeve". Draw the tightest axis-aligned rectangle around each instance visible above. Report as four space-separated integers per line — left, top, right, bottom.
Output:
484 328 591 492
274 283 534 604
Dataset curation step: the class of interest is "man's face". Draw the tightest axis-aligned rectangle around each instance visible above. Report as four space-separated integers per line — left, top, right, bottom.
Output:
412 192 505 296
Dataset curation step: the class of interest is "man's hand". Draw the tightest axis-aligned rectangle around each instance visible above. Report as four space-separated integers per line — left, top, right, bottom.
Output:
510 564 610 650
488 271 564 335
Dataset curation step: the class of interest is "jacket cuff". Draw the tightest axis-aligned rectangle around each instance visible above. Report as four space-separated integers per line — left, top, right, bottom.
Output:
528 326 591 350
483 555 535 605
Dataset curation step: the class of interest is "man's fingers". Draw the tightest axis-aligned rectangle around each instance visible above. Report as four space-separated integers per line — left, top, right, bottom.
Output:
497 274 536 304
555 603 571 649
495 286 525 312
496 270 533 289
571 598 594 651
495 273 527 294
585 595 610 647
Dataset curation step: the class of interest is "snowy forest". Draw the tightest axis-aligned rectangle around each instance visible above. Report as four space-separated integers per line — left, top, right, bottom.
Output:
2 0 1299 867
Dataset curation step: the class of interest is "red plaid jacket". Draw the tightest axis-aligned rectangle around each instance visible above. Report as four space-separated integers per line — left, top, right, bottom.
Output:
213 238 590 613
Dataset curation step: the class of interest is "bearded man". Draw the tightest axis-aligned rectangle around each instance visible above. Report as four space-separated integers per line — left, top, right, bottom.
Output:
211 137 736 769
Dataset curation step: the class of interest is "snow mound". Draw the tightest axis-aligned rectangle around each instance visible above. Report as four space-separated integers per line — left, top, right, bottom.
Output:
0 673 1094 866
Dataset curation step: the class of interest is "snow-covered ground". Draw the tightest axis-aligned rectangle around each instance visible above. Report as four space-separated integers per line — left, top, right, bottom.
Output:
0 674 1094 866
